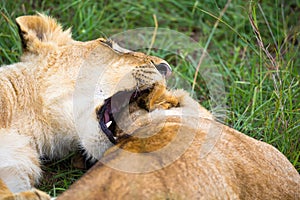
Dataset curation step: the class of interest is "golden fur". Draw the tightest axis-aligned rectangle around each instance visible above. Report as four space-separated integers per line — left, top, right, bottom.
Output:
57 85 300 200
0 14 169 199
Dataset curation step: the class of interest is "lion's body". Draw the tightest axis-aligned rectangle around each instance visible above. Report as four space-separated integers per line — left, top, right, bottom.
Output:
0 14 168 199
58 89 300 200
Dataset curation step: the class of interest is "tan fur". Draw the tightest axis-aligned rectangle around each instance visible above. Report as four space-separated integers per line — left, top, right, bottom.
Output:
57 85 300 200
0 14 169 199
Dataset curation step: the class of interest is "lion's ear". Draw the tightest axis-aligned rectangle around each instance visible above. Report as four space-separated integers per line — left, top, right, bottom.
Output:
16 13 72 53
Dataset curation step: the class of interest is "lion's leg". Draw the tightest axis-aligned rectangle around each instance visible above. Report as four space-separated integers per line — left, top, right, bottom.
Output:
0 130 50 200
0 187 51 200
0 183 50 200
147 83 179 110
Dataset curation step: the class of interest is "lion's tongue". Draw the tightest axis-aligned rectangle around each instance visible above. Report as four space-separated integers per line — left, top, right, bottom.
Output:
104 110 110 124
104 93 131 124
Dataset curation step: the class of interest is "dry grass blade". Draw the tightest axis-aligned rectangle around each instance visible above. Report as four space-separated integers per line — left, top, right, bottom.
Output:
248 12 286 130
248 13 283 90
192 0 232 92
147 14 158 55
248 14 278 71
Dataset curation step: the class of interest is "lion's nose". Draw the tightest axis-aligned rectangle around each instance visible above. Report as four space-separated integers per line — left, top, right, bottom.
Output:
155 63 172 78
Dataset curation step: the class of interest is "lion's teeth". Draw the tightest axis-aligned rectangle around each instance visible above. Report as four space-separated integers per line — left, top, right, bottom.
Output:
106 121 112 128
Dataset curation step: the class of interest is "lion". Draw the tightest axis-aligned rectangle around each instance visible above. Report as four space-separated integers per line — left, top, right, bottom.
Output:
57 84 300 200
0 14 172 200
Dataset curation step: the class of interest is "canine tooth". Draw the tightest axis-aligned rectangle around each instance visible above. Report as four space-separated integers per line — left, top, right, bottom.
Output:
106 121 112 128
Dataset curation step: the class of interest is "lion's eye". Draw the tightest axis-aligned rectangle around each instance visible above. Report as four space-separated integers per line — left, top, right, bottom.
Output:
99 38 113 48
99 38 132 54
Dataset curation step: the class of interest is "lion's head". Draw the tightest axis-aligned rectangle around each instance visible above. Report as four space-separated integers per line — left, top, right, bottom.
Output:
15 14 172 159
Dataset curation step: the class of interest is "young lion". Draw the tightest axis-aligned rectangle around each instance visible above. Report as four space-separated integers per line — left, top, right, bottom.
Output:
57 84 300 200
0 14 171 199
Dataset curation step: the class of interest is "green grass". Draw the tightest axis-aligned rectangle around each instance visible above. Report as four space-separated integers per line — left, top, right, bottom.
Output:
1 0 299 197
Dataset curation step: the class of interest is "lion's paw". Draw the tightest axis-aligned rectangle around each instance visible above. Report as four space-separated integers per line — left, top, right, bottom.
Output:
12 189 51 200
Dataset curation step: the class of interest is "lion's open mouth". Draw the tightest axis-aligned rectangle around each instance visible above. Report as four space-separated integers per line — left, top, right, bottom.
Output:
97 88 151 144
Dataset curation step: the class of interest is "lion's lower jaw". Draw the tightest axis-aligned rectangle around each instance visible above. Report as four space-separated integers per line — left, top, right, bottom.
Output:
75 117 113 160
80 136 113 161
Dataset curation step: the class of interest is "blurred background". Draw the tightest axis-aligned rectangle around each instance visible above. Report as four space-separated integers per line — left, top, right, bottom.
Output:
0 0 299 196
